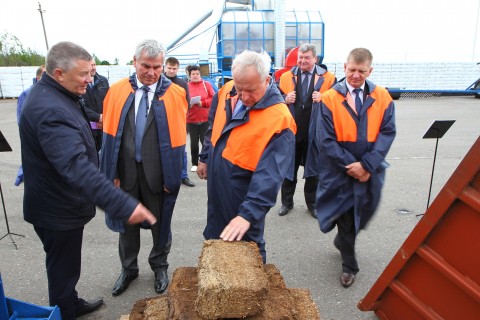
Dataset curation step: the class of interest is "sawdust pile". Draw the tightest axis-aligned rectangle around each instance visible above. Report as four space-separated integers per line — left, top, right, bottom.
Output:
128 240 320 320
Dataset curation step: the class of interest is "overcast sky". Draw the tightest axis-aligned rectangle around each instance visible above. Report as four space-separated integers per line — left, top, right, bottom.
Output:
1 0 479 65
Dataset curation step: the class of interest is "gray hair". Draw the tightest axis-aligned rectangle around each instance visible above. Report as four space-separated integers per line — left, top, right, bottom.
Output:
46 41 92 75
134 39 165 60
232 50 271 81
298 43 317 57
347 48 373 66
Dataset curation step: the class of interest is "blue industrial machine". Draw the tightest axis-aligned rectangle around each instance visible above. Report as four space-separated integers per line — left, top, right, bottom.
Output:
215 6 324 80
167 0 479 97
167 0 325 87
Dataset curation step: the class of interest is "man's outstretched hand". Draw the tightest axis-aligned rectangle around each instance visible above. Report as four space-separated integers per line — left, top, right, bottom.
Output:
220 216 251 241
127 203 157 226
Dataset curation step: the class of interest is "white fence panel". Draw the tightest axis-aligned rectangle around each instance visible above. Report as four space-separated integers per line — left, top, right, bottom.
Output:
1 63 479 98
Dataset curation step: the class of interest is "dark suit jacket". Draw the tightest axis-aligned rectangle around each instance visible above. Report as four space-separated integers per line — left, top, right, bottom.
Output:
83 73 109 122
293 69 315 144
117 99 163 194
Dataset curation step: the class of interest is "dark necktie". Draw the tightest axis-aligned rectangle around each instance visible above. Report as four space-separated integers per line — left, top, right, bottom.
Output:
353 88 363 114
135 86 149 162
233 103 246 118
302 72 310 100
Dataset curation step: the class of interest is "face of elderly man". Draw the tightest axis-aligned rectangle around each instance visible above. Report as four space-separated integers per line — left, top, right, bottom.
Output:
54 59 93 96
297 49 317 73
133 50 164 86
232 65 270 107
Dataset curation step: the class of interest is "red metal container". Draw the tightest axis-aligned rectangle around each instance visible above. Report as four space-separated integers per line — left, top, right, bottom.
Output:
358 137 480 319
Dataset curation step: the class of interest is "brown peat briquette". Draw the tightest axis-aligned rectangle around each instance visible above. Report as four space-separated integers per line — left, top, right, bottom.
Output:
195 240 269 319
129 295 169 320
168 267 204 320
263 264 286 289
245 283 297 319
289 288 321 320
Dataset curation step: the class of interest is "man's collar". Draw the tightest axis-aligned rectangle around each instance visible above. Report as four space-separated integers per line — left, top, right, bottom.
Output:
346 81 365 94
136 76 158 92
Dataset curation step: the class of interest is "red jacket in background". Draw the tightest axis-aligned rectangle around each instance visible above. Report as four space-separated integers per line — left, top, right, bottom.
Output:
187 80 215 123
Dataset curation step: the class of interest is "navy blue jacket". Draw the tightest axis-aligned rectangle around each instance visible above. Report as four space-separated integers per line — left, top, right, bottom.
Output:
305 79 396 233
199 80 296 260
83 73 109 122
19 74 138 230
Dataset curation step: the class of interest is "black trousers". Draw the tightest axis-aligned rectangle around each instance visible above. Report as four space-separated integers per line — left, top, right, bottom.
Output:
187 122 209 166
91 129 103 152
281 141 317 209
335 208 359 274
34 225 84 320
119 162 171 275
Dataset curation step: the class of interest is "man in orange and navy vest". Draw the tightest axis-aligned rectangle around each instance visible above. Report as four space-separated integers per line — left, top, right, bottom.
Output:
305 48 396 288
101 39 187 296
277 43 336 218
196 50 296 263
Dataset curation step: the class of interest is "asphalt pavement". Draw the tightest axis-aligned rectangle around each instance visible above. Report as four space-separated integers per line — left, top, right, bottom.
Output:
0 96 479 319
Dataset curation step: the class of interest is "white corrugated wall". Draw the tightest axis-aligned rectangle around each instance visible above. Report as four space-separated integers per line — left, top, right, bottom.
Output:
1 62 479 98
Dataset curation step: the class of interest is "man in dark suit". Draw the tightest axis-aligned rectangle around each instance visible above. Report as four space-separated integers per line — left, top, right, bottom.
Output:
82 59 109 151
101 39 187 296
277 43 336 218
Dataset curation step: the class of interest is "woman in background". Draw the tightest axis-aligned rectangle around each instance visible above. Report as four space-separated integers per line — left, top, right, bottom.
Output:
186 65 215 172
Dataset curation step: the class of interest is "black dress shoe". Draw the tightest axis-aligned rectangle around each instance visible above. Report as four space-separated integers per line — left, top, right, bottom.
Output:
308 208 317 218
112 271 138 296
154 270 169 294
278 205 293 216
340 272 356 288
181 177 195 187
75 298 103 317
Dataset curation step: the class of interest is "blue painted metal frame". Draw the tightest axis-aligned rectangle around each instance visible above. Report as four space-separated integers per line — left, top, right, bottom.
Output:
387 75 480 96
216 10 325 86
1 273 61 320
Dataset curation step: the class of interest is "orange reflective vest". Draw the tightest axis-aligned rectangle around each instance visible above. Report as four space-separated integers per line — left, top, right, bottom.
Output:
211 81 296 171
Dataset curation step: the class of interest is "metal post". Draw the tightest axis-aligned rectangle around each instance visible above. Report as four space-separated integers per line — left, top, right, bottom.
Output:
37 2 49 51
0 181 24 250
473 0 480 61
426 132 440 210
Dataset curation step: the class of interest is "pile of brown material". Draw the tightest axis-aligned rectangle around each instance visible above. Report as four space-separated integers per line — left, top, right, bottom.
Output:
196 240 269 319
128 240 320 320
168 267 202 320
129 295 169 320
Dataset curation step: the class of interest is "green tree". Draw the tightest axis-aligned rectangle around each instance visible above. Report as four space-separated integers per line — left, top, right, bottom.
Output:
92 53 101 65
92 53 111 65
0 32 45 66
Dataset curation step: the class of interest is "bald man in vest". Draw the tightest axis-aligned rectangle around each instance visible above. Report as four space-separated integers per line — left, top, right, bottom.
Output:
197 50 296 263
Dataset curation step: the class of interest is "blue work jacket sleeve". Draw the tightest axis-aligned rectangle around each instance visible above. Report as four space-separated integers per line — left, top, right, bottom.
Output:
360 102 396 173
17 90 29 125
199 92 219 164
237 129 295 224
304 101 321 178
38 109 137 221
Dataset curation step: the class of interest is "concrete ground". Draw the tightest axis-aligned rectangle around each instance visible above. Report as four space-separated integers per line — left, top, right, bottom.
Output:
0 96 479 319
